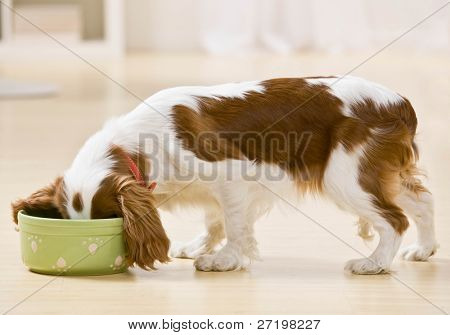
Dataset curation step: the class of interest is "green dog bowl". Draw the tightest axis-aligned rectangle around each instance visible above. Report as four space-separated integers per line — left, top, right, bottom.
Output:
18 211 127 276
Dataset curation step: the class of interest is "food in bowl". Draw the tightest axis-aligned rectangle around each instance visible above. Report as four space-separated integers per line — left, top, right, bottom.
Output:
18 211 127 275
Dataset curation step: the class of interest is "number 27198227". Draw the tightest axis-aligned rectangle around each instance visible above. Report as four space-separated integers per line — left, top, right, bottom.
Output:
257 319 320 330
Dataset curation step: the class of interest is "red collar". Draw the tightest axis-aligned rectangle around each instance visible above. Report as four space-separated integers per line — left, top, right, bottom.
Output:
124 153 156 192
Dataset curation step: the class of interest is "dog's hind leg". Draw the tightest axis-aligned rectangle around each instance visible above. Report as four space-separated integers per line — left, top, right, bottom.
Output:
344 204 405 274
324 144 406 274
397 177 438 261
170 206 225 259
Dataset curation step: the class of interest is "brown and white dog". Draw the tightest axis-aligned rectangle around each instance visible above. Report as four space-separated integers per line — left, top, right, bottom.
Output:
12 76 438 274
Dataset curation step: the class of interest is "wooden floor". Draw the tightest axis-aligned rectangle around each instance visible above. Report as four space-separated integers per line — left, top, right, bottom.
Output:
0 52 449 315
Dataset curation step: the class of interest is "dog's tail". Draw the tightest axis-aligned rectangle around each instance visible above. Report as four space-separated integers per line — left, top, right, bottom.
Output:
355 97 420 240
392 97 419 165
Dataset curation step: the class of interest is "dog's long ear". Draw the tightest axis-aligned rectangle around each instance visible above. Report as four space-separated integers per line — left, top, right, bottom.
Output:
11 177 66 224
116 177 170 270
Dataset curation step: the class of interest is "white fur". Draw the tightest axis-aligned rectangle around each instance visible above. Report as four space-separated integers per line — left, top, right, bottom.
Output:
323 144 374 215
305 76 403 116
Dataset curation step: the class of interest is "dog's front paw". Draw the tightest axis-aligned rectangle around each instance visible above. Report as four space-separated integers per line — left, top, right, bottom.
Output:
170 241 206 259
194 249 242 272
345 258 388 275
400 243 438 261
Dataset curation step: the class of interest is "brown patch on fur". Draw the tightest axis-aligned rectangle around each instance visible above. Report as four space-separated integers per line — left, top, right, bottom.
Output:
91 175 121 220
72 192 83 212
332 117 371 152
171 104 244 162
11 177 68 223
90 146 170 269
172 78 369 193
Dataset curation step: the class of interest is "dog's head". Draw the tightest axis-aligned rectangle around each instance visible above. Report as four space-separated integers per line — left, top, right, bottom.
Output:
11 145 170 270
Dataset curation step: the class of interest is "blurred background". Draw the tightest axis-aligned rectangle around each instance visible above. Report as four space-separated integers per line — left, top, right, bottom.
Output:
1 0 449 56
0 0 449 98
0 0 449 89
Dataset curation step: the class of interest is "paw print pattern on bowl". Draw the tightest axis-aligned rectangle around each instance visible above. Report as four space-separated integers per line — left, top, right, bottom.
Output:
51 257 70 272
82 237 104 255
27 235 42 253
110 255 125 271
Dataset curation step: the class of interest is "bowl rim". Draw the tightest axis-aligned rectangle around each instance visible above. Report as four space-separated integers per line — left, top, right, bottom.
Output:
18 210 124 228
